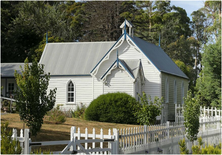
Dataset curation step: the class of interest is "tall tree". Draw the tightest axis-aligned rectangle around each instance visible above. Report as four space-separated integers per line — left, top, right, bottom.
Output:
174 59 195 91
1 1 38 62
80 1 137 41
196 37 221 107
57 1 85 41
201 1 221 42
194 0 221 107
14 1 67 38
167 35 197 66
191 9 208 85
15 58 57 136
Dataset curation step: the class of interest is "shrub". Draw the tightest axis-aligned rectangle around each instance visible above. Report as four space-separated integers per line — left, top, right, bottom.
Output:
192 137 221 154
178 138 189 154
1 122 22 154
84 92 138 124
47 105 66 124
72 103 86 119
134 92 163 125
62 109 73 118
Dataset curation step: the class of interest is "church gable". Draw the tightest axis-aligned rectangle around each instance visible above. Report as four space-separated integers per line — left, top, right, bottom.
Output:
90 20 149 82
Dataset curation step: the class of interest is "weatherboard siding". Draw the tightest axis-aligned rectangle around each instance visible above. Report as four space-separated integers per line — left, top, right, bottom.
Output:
161 73 189 121
94 40 161 102
104 68 134 96
93 77 103 100
119 42 161 100
48 76 93 110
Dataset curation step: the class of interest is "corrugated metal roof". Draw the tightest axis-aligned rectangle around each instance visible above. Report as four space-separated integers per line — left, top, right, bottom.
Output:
39 35 188 79
1 63 25 77
131 36 188 79
39 42 115 75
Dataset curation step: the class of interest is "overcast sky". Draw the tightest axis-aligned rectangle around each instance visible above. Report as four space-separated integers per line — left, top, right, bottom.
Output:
171 0 205 20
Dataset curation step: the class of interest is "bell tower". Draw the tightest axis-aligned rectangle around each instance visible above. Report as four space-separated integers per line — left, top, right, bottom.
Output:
120 19 134 37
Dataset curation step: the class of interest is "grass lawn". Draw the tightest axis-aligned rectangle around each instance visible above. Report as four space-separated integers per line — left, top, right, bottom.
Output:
1 113 140 152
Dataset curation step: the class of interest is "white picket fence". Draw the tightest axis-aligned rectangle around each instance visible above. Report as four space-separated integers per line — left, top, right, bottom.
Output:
5 104 222 154
175 104 222 123
119 117 221 154
9 115 221 154
10 127 119 154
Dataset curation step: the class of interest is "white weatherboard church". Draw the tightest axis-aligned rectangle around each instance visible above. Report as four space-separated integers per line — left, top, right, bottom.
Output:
1 20 188 122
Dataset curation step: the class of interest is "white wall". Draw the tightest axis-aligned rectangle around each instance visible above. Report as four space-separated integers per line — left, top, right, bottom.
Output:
104 68 134 96
48 76 93 110
95 40 161 101
119 41 161 100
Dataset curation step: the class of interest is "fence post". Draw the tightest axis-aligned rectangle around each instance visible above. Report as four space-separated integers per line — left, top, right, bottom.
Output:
70 126 75 152
166 121 170 139
144 125 147 145
12 128 17 140
20 129 24 152
203 106 205 118
108 129 111 154
175 104 177 123
24 129 30 154
203 118 205 132
113 128 119 154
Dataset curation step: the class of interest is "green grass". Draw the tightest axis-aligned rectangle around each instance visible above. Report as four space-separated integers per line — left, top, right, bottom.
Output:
1 113 140 152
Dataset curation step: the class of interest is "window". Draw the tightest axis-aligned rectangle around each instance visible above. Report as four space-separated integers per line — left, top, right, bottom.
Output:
165 78 169 103
181 81 184 104
8 83 14 93
174 80 177 104
67 81 74 103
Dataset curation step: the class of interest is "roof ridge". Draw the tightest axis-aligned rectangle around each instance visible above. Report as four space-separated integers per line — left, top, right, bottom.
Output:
47 41 115 44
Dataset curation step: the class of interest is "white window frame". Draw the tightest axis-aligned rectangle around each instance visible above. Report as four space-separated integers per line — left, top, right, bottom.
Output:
165 77 169 103
67 80 75 104
181 81 184 104
174 80 177 104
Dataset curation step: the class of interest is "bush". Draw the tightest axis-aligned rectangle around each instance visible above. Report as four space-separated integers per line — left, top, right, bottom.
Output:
62 109 73 118
47 105 66 124
178 138 189 154
134 92 163 125
1 122 22 154
192 137 221 154
84 92 138 124
72 103 86 119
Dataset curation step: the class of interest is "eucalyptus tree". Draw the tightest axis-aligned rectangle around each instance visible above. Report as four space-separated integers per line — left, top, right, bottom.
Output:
191 9 208 85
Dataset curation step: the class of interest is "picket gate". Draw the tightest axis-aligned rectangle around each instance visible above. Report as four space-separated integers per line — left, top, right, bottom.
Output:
4 105 222 154
10 127 118 154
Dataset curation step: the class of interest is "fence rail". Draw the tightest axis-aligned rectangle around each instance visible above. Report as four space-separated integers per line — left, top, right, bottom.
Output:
3 105 222 154
119 116 221 154
175 104 222 123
